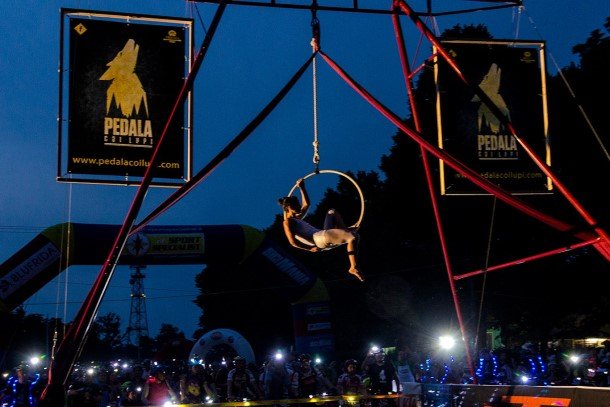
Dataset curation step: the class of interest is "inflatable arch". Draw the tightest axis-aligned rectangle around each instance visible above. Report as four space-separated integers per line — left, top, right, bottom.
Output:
0 222 334 357
189 328 256 365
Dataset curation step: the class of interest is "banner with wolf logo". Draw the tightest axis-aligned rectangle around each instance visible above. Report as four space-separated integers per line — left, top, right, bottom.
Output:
435 40 551 195
64 12 191 182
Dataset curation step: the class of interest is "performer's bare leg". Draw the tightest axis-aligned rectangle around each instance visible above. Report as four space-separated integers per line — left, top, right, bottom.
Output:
347 238 364 282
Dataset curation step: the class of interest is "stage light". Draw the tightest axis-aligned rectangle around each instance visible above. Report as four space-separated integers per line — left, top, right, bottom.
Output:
439 335 456 350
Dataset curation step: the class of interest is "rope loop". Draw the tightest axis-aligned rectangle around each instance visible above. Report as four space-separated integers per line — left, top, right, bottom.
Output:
312 141 320 166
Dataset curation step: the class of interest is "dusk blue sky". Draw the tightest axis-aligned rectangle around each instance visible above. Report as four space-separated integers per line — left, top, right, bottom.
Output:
1 0 608 340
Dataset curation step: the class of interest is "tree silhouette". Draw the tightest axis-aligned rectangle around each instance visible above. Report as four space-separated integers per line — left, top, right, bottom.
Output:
189 19 610 361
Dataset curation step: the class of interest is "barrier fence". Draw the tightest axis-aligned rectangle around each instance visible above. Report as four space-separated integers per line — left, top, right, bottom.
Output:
157 393 416 407
157 384 610 407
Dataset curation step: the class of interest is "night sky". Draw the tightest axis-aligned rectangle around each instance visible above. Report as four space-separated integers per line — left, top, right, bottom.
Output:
0 0 608 339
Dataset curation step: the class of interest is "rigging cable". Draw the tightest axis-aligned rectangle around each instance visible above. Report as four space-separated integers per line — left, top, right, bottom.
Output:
188 0 209 34
512 3 523 40
521 7 610 163
474 197 497 352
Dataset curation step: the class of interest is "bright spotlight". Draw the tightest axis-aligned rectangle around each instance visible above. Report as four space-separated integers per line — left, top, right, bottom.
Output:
569 355 580 364
29 356 41 366
439 335 456 350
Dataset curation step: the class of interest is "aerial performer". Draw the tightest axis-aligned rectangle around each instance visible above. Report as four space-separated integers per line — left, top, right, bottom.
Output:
278 178 364 282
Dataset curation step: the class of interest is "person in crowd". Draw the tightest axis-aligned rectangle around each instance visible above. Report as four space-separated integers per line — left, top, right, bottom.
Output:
66 369 97 407
92 369 118 407
143 367 178 406
546 351 569 386
263 353 290 400
598 341 610 387
179 362 217 404
105 370 123 405
476 348 497 384
495 348 515 385
214 358 231 402
5 365 41 407
396 350 416 384
395 349 419 406
326 361 340 387
120 383 146 406
598 340 610 365
226 356 263 401
258 360 268 397
315 359 338 394
249 361 266 397
290 354 335 398
278 178 364 282
513 343 547 385
119 365 147 406
285 351 301 376
336 359 366 396
362 348 400 407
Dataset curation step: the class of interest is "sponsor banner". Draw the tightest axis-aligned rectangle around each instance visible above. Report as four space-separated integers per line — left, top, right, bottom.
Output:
435 40 551 195
0 236 63 309
420 383 610 405
307 322 332 331
256 242 318 294
63 11 191 181
294 333 335 357
120 224 252 264
306 304 332 318
0 242 61 300
125 233 204 257
293 302 333 336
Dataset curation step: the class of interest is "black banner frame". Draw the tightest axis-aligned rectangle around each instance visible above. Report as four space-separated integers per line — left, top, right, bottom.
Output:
57 9 194 187
434 39 551 196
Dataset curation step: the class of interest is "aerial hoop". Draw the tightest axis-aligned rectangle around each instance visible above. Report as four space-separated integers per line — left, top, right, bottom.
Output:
288 169 365 230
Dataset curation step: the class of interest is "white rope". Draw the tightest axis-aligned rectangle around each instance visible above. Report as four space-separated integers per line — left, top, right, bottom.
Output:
312 53 320 168
521 7 610 163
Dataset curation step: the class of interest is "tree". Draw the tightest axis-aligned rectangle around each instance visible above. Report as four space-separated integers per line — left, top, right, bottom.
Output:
81 312 124 360
188 20 610 361
96 312 123 349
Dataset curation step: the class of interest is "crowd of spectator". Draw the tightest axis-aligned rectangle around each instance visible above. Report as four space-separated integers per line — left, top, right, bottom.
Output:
411 340 610 387
2 340 610 406
0 348 406 406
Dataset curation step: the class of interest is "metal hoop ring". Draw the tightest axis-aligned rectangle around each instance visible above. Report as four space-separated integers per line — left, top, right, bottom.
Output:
288 169 365 230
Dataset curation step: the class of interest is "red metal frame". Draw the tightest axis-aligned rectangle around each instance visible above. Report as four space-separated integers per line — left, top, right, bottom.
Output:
39 3 229 405
454 238 601 281
390 2 476 380
39 2 609 402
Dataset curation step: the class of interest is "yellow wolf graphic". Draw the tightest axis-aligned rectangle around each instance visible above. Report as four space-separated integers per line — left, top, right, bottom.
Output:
471 63 510 134
100 39 149 118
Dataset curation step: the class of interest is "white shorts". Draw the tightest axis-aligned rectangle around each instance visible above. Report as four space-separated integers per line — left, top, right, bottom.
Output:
313 230 329 248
